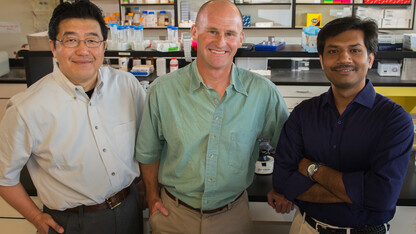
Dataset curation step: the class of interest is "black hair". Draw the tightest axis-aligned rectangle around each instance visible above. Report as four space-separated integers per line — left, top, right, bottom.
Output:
48 0 107 42
317 17 378 56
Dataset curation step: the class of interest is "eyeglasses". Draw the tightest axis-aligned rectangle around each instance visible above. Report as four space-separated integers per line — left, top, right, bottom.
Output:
55 38 104 48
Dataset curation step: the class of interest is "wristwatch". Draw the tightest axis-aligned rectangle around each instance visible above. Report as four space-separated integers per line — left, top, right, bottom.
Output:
307 163 323 182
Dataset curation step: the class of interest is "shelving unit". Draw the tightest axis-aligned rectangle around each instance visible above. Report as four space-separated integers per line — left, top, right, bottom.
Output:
294 0 415 29
114 0 415 30
118 2 177 28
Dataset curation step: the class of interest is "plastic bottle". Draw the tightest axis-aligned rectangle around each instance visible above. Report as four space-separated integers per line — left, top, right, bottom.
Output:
113 12 121 25
133 7 141 26
128 25 135 43
141 11 147 27
170 58 178 73
109 23 118 43
117 25 126 43
158 11 167 26
156 57 166 76
134 26 143 43
126 12 134 25
172 27 179 43
166 25 173 42
146 11 157 27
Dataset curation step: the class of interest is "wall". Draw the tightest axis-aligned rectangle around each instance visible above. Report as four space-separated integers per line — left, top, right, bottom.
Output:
0 0 415 58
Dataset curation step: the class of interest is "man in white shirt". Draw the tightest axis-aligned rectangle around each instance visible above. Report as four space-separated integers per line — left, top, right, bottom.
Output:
0 1 146 234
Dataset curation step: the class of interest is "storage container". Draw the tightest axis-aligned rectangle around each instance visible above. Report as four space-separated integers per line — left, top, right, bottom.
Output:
0 51 10 77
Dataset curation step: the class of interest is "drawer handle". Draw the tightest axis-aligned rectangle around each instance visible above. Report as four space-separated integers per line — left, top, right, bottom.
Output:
296 90 311 93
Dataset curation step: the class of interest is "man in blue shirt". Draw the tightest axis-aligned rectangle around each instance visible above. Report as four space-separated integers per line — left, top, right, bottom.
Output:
268 17 414 234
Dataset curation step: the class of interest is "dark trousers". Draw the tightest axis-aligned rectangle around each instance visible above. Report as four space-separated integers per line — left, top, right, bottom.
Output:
44 183 143 234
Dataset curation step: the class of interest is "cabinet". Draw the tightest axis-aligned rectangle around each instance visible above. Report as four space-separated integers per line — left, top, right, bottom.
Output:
0 196 42 234
118 1 175 28
276 85 329 111
115 0 415 30
0 83 27 121
295 0 415 30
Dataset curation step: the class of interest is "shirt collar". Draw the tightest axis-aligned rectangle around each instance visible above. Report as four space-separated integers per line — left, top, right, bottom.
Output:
189 60 248 96
52 66 104 97
322 79 376 109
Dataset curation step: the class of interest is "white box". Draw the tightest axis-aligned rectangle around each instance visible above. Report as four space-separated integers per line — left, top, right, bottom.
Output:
384 9 411 19
27 31 50 51
377 61 401 77
403 34 416 51
0 51 10 77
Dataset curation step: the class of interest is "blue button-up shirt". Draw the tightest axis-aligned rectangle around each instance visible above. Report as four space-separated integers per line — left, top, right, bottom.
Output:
136 61 289 210
273 80 414 227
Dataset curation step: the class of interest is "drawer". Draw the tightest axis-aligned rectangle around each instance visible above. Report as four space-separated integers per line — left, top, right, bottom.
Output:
0 218 37 234
0 196 42 218
0 84 26 98
277 85 328 98
284 97 309 110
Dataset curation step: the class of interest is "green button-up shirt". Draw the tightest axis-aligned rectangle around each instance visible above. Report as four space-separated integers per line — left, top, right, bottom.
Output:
135 61 289 210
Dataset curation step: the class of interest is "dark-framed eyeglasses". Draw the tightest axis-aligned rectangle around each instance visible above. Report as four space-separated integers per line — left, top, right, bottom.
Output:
55 38 105 48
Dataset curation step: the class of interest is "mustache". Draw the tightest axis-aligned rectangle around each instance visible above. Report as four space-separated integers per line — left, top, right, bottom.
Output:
330 64 357 71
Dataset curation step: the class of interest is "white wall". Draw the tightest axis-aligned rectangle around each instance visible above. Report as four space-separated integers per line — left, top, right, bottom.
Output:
0 0 415 58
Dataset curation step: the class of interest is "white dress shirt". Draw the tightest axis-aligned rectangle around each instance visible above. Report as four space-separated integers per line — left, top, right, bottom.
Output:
0 66 146 210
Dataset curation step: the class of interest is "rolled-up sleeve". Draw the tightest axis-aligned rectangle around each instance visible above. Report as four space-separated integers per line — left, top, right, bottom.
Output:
134 85 165 164
343 107 414 211
273 108 315 201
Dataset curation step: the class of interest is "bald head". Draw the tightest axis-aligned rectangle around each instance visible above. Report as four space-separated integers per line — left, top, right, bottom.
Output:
195 0 243 28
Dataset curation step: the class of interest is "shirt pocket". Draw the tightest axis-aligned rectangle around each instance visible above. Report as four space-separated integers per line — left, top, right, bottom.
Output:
228 132 257 170
113 121 136 161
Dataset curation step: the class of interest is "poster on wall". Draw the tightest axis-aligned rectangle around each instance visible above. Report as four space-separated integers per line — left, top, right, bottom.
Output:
0 22 21 34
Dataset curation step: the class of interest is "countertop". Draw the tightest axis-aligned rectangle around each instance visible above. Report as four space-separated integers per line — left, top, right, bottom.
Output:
247 151 416 206
0 67 26 84
3 67 416 87
270 69 416 86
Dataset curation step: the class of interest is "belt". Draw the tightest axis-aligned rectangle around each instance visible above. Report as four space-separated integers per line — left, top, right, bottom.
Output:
164 189 244 214
301 210 388 234
65 186 131 213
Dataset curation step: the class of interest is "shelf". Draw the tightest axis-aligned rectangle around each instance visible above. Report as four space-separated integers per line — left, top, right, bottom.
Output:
235 3 292 5
120 3 174 6
354 3 412 6
243 27 293 29
18 46 416 60
295 3 352 5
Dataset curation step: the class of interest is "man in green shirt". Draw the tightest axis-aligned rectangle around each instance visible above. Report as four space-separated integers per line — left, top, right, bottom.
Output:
135 0 289 233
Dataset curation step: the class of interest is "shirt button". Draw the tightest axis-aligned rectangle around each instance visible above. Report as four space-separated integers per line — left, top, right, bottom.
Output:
103 148 107 152
89 103 92 106
95 126 98 130
333 145 336 149
210 154 214 158
215 116 219 120
205 200 208 204
111 172 115 176
73 97 76 100
337 120 342 124
213 98 217 101
208 178 213 182
212 135 216 139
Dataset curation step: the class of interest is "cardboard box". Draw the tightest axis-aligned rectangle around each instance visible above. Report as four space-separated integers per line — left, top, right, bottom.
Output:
306 13 321 27
27 31 50 51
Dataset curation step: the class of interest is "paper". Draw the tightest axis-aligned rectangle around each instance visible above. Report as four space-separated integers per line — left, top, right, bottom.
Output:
0 22 21 34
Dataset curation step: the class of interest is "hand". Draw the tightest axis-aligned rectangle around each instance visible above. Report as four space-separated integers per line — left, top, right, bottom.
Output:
32 212 64 234
298 157 313 177
267 190 294 214
148 196 169 217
